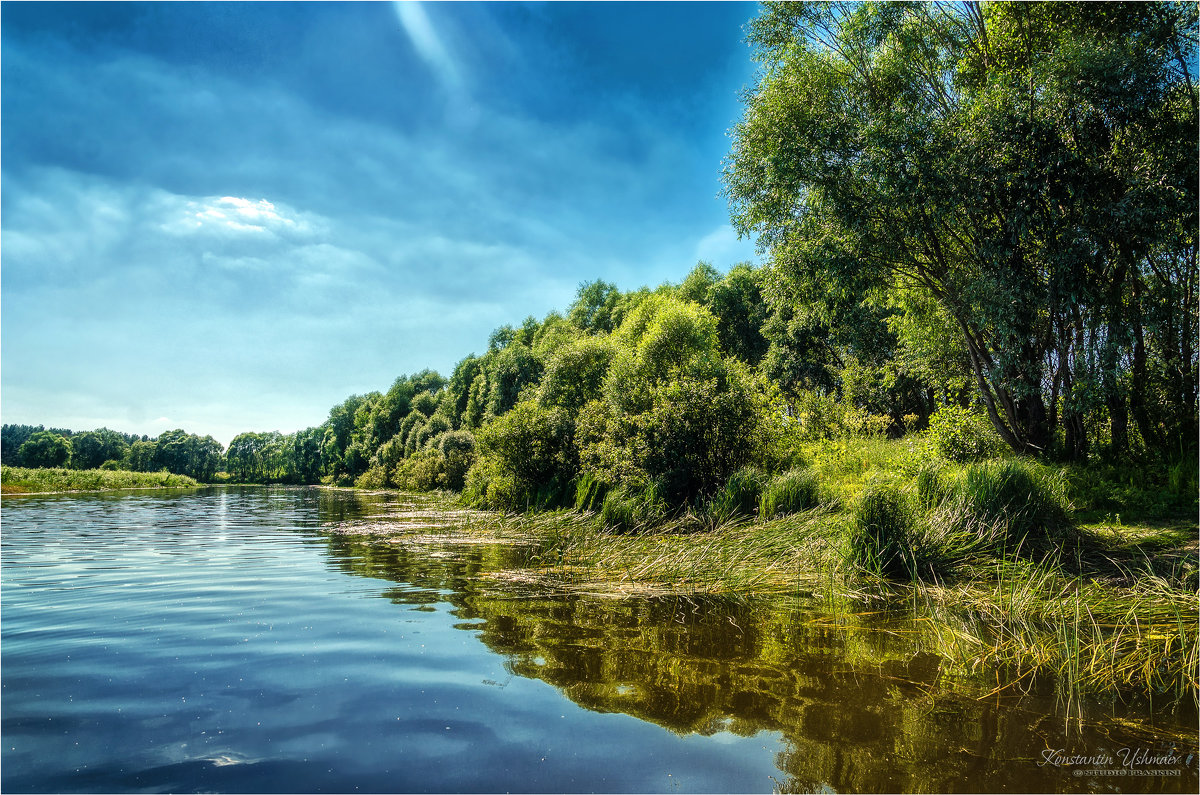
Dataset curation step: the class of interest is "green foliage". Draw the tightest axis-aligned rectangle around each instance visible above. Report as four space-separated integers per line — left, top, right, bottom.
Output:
393 449 445 492
537 336 616 412
477 401 576 506
2 466 199 494
436 430 476 491
927 405 1004 463
849 485 920 579
411 390 439 418
725 0 1198 459
355 465 389 489
573 471 610 513
153 429 223 482
706 468 766 522
18 431 72 468
568 280 622 334
600 484 667 534
69 429 129 471
125 440 158 472
939 461 1074 554
915 463 951 511
705 262 769 365
759 468 820 518
676 261 720 304
2 424 44 466
486 344 544 418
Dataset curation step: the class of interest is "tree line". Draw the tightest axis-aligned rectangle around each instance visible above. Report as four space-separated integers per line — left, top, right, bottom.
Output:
4 2 1194 518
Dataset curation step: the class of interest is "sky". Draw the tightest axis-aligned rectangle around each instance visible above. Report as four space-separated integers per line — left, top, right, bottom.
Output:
1 1 763 446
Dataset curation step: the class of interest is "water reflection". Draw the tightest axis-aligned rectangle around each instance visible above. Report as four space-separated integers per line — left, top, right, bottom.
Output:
5 486 1192 793
315 493 1199 794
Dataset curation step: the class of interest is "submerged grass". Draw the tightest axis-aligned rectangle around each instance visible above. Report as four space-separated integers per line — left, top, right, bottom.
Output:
1 466 201 495
460 502 1195 705
338 435 1197 705
441 450 1195 704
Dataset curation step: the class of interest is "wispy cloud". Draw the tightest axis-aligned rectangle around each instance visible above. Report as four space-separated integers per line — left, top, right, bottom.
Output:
393 1 462 90
1 3 761 442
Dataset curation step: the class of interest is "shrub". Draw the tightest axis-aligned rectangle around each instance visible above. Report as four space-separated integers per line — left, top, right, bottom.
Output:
355 465 389 489
759 468 820 518
707 467 766 522
436 430 477 491
538 337 616 412
927 404 1002 462
413 414 451 451
393 449 444 492
477 401 577 503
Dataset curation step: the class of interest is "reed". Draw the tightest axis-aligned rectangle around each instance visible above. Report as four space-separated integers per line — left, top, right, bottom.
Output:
1 466 201 494
759 468 821 518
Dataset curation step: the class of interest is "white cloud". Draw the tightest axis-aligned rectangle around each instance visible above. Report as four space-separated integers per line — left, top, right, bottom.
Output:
161 195 319 239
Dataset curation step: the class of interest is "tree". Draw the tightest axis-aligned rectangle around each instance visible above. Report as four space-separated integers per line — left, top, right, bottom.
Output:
724 1 1198 459
153 429 222 481
568 280 621 334
18 431 72 468
70 429 128 470
2 424 44 466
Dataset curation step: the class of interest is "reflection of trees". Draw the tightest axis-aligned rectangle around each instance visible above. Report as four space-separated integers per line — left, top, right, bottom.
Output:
309 491 1198 794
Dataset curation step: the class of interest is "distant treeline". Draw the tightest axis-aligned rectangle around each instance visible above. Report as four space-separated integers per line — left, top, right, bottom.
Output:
5 3 1195 520
2 425 223 482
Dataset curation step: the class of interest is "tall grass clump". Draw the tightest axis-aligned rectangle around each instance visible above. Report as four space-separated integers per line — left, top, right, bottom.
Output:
759 468 820 518
600 484 667 533
940 460 1074 555
705 468 766 522
849 485 921 579
573 472 609 512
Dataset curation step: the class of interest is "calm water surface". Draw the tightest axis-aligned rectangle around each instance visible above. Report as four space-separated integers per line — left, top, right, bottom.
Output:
2 487 1196 793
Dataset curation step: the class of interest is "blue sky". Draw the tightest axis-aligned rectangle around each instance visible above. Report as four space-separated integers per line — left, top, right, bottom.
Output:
2 1 762 445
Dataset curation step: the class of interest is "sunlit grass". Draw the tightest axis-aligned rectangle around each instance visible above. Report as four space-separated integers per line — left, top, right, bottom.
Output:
1 466 201 494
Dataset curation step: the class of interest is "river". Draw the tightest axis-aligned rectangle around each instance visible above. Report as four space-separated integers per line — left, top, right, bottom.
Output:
2 487 1195 793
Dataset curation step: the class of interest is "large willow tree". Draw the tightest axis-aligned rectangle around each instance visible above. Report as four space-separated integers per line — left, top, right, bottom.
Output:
724 1 1197 459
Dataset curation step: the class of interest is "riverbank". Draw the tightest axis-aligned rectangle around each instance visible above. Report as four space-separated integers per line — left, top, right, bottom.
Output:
340 436 1199 708
0 466 201 495
454 505 1198 705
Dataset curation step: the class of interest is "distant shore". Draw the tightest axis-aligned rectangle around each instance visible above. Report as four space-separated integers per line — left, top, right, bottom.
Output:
1 466 201 495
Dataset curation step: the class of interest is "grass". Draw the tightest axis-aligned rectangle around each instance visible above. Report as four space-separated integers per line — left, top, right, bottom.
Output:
417 435 1199 705
1 466 201 495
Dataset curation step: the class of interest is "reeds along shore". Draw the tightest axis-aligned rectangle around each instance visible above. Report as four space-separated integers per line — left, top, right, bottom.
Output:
0 466 200 495
459 437 1198 707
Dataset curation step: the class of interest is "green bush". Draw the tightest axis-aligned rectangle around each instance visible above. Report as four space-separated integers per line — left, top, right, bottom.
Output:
706 467 766 522
461 458 521 510
393 449 444 492
927 404 1002 462
355 465 389 489
759 468 820 518
478 401 577 499
436 430 477 491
